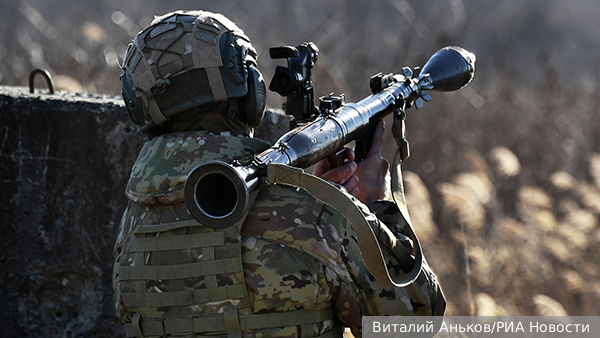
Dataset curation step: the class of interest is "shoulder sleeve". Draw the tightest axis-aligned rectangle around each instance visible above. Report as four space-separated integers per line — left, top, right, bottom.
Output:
337 199 446 336
367 200 446 313
244 183 445 336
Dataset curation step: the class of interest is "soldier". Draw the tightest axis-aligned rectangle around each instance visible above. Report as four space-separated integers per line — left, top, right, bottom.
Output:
113 10 445 338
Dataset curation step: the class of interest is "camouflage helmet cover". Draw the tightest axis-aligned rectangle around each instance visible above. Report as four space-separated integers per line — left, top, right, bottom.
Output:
121 10 265 134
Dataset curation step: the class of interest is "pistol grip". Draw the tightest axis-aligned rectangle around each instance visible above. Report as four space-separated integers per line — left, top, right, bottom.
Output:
355 138 369 162
355 121 377 162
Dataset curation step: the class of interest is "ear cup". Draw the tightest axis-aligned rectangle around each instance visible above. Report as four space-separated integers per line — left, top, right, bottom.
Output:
242 66 266 127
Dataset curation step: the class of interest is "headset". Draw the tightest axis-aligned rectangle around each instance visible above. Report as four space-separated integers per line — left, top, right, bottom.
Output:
120 16 266 135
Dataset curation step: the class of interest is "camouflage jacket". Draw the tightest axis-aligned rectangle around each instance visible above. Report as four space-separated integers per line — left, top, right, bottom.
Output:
113 131 445 338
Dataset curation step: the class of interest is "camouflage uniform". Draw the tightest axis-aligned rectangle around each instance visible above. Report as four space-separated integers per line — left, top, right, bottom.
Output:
113 130 445 338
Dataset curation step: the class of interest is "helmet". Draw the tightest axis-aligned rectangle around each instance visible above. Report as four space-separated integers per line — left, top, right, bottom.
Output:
120 10 266 135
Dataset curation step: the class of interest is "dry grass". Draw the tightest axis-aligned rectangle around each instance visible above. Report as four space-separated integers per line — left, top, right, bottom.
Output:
405 146 600 315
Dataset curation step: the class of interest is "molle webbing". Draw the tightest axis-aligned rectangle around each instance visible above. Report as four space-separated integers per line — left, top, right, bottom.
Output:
120 218 250 336
119 219 245 295
125 307 337 338
120 217 338 338
121 283 247 308
129 231 224 252
119 257 242 281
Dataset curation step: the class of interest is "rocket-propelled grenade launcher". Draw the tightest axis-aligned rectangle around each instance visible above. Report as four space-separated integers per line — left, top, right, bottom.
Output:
184 46 476 229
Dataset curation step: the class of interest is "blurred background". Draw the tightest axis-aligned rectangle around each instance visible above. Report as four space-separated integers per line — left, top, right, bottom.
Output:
2 0 600 317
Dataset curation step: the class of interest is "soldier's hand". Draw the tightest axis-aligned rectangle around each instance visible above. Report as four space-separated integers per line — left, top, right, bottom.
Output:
313 147 360 197
354 120 391 204
313 121 391 204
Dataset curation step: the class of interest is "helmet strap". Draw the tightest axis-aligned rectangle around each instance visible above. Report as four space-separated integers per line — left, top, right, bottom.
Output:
147 98 168 125
205 66 228 102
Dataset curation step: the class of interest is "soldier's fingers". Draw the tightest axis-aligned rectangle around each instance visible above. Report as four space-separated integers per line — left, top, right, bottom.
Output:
313 158 330 177
347 186 360 198
343 174 359 194
318 161 357 185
